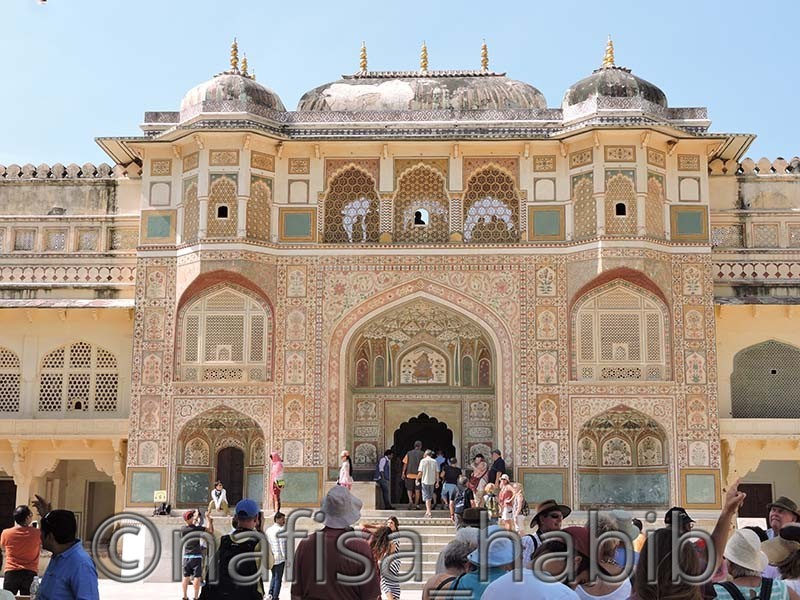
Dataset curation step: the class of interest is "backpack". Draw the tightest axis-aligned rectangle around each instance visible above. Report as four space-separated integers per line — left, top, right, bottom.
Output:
520 498 530 516
199 530 262 600
454 489 467 513
713 578 773 600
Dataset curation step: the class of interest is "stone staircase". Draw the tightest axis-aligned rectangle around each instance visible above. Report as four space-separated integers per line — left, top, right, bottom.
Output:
358 509 457 591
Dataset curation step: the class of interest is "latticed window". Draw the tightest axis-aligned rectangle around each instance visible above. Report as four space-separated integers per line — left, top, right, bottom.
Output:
463 167 519 243
207 176 238 238
574 284 668 381
573 174 596 241
323 168 380 243
605 173 637 235
0 347 21 412
180 287 272 382
37 342 118 413
732 340 800 418
393 166 449 244
646 175 665 239
247 177 271 242
183 180 199 243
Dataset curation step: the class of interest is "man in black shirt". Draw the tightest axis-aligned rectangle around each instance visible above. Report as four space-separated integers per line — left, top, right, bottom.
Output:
440 457 462 512
487 449 506 487
180 509 214 600
451 476 475 529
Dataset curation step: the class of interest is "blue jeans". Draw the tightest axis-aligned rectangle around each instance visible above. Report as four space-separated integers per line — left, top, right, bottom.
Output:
377 478 392 508
269 561 285 598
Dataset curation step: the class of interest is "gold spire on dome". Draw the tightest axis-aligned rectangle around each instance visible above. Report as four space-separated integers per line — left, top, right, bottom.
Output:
481 39 489 71
230 38 240 73
359 41 368 72
420 41 428 72
241 54 249 77
602 35 615 69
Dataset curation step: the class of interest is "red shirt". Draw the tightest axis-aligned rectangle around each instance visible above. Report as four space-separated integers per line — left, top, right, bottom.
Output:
291 527 381 600
1 525 41 573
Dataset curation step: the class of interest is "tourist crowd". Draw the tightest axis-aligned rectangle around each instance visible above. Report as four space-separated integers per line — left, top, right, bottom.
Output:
5 444 800 600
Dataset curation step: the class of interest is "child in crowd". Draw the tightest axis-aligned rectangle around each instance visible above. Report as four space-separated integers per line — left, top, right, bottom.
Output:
483 483 499 523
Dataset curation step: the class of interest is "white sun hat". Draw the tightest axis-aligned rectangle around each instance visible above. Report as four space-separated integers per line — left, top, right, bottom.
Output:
724 528 769 573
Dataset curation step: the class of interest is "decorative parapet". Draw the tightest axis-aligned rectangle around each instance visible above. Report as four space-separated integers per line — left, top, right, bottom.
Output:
709 156 800 176
0 162 140 181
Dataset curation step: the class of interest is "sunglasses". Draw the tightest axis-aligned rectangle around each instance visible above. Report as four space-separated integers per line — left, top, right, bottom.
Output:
546 512 564 519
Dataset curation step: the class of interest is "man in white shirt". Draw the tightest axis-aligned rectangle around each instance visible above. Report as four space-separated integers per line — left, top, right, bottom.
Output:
265 511 286 600
418 449 439 518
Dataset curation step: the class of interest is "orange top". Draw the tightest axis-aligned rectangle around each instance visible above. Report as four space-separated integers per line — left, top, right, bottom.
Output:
1 525 41 573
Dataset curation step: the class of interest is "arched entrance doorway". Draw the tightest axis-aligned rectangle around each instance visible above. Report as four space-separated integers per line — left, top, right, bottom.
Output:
176 407 266 508
391 413 456 503
216 447 245 505
344 297 499 484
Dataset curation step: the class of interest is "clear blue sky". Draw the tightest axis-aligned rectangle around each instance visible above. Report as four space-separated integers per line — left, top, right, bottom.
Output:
1 0 797 165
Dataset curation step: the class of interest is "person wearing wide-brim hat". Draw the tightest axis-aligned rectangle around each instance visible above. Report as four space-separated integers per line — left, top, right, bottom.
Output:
523 499 571 558
449 525 519 598
767 496 800 540
713 528 797 600
291 486 381 600
762 523 800 589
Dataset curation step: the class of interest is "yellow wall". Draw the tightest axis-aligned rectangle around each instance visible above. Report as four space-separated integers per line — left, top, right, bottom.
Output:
0 308 134 417
715 304 800 417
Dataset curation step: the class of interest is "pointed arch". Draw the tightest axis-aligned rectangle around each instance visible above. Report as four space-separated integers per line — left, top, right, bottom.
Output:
247 176 272 242
176 282 273 382
570 270 671 382
732 339 800 418
322 166 380 243
462 165 520 243
328 281 514 467
393 163 449 243
207 175 238 238
182 178 199 243
576 404 669 508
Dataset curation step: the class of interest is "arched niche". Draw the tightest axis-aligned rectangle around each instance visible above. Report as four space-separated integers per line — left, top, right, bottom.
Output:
176 406 265 507
732 340 800 418
576 405 669 508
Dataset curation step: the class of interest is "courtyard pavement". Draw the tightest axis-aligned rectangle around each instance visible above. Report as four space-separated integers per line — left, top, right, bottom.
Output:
98 579 422 598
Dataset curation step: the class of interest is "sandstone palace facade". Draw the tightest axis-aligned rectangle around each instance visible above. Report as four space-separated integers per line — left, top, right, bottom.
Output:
0 40 798 535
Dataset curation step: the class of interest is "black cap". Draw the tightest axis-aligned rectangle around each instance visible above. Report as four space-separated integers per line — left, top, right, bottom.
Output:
664 506 695 525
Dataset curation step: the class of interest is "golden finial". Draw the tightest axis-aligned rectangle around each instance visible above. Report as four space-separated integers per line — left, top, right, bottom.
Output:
602 35 615 69
251 70 256 81
420 41 428 72
360 41 368 72
241 54 249 77
481 39 489 71
230 38 240 73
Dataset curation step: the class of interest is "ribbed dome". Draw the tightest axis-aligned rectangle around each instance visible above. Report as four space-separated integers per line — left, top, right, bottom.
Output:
297 71 547 112
562 65 667 109
180 72 286 120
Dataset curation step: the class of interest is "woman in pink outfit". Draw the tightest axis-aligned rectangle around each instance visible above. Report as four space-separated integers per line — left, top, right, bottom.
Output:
338 450 354 490
269 451 284 512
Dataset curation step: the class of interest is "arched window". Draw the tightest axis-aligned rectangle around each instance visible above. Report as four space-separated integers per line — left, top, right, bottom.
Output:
732 340 800 418
461 356 473 387
180 287 272 382
38 342 118 413
374 356 385 387
573 282 669 381
393 165 449 243
323 168 380 244
605 172 637 235
0 347 21 413
207 176 238 237
463 167 519 243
